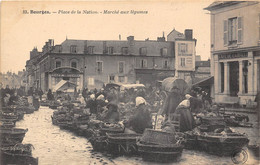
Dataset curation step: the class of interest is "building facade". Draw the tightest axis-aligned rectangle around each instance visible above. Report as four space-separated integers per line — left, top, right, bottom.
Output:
205 1 260 105
26 29 196 92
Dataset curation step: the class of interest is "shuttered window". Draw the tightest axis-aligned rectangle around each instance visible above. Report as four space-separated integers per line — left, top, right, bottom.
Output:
237 17 243 44
224 20 228 46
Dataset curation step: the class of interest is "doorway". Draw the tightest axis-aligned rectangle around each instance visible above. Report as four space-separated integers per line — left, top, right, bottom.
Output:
229 61 239 96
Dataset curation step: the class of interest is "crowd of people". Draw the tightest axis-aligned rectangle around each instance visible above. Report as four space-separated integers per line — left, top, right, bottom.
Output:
2 82 258 134
45 84 218 134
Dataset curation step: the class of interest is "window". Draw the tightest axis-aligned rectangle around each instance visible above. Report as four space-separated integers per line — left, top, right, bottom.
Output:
118 61 124 73
139 47 147 56
122 47 128 55
71 61 77 68
224 17 243 46
140 59 147 68
180 58 185 67
70 45 77 53
228 17 237 44
87 46 94 54
163 60 168 68
119 76 125 83
109 75 115 82
55 61 61 68
97 61 103 73
178 43 187 53
108 47 114 54
160 48 167 56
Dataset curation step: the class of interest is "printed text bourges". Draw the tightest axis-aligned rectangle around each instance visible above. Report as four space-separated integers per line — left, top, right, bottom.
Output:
23 10 148 15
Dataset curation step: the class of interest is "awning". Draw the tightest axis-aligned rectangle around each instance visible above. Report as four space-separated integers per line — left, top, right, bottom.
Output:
192 76 214 87
53 80 77 92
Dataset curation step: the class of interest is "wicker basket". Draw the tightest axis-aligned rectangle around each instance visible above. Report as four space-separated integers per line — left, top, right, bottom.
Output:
106 133 142 155
137 141 183 162
197 132 249 156
140 129 177 145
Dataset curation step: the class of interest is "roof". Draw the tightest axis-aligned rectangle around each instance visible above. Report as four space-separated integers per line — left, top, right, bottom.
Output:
195 61 210 67
204 1 245 11
192 76 214 87
55 39 175 57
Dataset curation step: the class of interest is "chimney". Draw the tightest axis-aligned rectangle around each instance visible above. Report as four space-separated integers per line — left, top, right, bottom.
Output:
127 36 134 41
157 31 165 42
185 29 193 40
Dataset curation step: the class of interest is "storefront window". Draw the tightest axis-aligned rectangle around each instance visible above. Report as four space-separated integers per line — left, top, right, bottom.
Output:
71 61 77 68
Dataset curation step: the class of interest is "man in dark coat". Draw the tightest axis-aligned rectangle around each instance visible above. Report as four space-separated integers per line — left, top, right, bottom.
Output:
47 89 54 101
86 94 97 114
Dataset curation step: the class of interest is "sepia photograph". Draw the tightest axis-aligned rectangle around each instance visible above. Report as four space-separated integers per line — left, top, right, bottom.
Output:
0 0 259 164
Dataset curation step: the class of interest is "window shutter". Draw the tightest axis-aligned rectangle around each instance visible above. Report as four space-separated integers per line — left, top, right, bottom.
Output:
237 17 243 44
224 20 228 46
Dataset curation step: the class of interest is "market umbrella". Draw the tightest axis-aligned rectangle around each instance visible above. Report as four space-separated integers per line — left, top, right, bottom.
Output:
161 77 190 96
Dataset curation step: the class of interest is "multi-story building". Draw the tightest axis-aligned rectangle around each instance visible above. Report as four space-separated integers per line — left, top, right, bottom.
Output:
0 70 26 89
205 1 260 105
26 29 197 92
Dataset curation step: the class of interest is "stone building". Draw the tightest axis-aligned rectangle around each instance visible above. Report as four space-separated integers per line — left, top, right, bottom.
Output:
205 1 260 106
26 29 197 92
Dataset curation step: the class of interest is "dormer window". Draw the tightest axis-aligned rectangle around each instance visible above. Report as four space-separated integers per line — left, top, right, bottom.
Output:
139 47 147 56
107 47 114 54
87 46 94 54
122 47 128 55
70 45 77 53
160 48 168 56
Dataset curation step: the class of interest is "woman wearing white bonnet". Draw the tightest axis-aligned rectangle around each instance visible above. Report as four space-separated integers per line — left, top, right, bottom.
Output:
174 99 195 132
185 94 192 99
124 97 152 134
135 96 146 107
96 94 105 101
89 94 95 100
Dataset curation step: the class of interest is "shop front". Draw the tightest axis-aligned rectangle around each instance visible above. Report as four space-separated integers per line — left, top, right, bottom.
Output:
214 51 260 106
48 67 83 91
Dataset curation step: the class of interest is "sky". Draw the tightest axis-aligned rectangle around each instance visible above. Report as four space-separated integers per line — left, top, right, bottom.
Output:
0 0 214 73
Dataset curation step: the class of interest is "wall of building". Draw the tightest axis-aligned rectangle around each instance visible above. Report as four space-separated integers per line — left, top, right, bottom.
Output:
211 2 260 52
175 40 196 74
